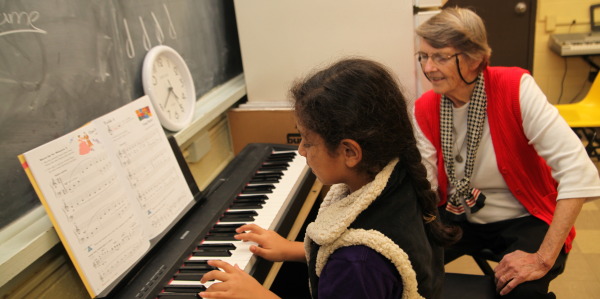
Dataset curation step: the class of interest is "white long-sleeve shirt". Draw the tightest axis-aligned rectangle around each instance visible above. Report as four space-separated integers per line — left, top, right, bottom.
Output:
413 74 600 224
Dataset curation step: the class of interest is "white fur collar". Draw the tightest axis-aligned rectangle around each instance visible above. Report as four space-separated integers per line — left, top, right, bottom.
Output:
306 158 398 245
303 158 423 298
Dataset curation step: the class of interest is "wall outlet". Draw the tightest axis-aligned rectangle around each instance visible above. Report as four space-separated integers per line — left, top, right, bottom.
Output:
546 15 556 32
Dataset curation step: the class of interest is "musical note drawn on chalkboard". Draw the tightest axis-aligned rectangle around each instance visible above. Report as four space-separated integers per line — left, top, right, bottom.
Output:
122 4 178 59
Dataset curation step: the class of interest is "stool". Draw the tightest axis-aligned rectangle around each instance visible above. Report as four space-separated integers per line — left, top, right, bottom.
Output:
442 273 496 299
554 74 600 160
442 250 500 298
471 248 500 278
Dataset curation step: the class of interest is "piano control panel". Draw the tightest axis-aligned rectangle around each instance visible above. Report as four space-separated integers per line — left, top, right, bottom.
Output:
549 32 600 56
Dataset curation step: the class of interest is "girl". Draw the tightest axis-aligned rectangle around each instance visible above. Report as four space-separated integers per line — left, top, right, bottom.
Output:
200 58 460 299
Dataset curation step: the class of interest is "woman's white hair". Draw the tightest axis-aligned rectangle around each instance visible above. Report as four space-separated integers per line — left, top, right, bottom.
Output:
416 6 492 71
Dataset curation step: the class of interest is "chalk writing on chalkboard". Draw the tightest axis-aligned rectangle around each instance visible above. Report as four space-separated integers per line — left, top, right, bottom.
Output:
0 0 242 229
0 10 47 36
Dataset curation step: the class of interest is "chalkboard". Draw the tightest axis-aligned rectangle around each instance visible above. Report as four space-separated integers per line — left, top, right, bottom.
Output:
0 0 242 229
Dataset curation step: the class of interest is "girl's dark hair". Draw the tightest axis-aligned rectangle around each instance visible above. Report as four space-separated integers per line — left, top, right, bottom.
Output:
290 58 460 246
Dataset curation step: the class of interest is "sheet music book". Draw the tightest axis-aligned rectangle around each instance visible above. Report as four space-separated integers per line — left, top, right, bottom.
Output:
18 96 195 298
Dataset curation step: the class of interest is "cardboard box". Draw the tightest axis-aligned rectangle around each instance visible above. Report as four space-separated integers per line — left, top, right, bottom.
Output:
228 108 301 155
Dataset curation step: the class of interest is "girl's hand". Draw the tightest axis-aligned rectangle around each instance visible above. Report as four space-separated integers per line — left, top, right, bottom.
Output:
234 224 295 262
199 260 279 299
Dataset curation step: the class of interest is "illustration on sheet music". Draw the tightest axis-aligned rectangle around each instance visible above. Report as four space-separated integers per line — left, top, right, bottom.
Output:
77 133 95 155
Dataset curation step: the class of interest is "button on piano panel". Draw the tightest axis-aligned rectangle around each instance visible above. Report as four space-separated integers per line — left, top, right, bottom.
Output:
159 148 309 296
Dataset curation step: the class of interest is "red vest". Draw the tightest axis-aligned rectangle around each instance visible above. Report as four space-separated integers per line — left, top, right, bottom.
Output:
414 67 573 252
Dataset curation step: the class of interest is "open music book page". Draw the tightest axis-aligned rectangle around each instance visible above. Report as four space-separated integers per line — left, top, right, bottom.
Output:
18 96 194 298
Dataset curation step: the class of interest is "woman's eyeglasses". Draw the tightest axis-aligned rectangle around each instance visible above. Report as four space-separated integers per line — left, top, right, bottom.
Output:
416 52 462 66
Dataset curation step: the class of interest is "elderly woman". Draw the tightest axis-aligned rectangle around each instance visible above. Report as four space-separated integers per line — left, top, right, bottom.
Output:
412 7 600 299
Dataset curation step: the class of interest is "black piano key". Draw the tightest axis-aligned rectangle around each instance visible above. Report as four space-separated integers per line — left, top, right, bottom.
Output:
219 215 255 222
220 210 258 222
263 159 293 165
266 156 294 162
224 210 259 216
157 292 200 298
268 152 296 159
233 198 266 204
196 243 236 250
253 171 283 177
260 161 289 167
178 264 218 273
235 195 269 202
210 224 242 232
204 234 236 241
192 243 235 256
205 224 243 240
249 177 280 184
252 174 283 179
251 173 281 179
262 161 290 167
230 202 263 209
163 285 207 293
259 164 288 171
243 184 275 190
182 260 215 267
253 175 282 182
178 269 212 275
254 172 284 178
179 264 218 272
241 184 275 194
192 250 231 257
177 266 214 275
173 273 207 281
194 245 234 250
255 170 284 176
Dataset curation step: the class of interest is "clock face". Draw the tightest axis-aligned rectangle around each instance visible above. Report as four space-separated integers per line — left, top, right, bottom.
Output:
142 46 195 131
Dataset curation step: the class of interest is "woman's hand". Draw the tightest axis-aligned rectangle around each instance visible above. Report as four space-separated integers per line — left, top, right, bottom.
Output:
494 250 552 295
234 224 304 262
199 260 279 299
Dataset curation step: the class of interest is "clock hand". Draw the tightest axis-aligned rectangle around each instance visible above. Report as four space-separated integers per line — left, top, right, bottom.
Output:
164 87 173 107
166 79 181 101
171 90 181 102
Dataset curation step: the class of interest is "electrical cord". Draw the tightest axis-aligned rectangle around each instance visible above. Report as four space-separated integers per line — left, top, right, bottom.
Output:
557 21 587 104
557 57 568 104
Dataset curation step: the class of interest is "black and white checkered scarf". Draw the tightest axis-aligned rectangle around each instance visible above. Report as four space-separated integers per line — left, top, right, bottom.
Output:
441 73 486 222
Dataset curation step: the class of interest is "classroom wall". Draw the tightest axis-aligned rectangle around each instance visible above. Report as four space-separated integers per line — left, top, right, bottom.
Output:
534 0 600 104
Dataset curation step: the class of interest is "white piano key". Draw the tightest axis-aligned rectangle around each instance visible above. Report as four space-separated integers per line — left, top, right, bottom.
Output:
257 153 307 231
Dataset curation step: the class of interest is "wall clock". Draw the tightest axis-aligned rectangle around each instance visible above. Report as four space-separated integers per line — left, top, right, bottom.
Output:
142 45 195 131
